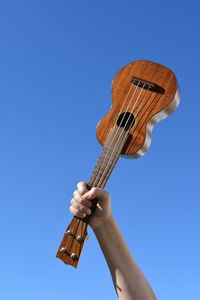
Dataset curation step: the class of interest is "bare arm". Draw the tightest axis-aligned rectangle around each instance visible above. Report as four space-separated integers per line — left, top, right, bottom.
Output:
70 182 157 300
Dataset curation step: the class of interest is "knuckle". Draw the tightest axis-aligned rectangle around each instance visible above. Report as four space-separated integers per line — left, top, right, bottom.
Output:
85 200 92 207
70 203 86 218
77 211 86 218
72 201 79 209
74 208 79 215
79 205 86 213
69 205 74 213
76 196 82 203
77 181 84 188
77 181 86 190
76 196 83 204
78 182 88 195
79 213 86 218
90 187 96 197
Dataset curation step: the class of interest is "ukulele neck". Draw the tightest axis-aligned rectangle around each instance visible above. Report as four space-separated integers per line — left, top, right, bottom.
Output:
88 126 130 189
56 126 130 267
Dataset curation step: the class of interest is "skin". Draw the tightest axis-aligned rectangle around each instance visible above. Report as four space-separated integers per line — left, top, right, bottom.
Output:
70 182 157 300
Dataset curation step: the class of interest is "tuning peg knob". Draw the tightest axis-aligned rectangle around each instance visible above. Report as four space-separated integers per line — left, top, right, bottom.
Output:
76 235 84 243
59 247 69 254
70 253 78 261
65 230 73 236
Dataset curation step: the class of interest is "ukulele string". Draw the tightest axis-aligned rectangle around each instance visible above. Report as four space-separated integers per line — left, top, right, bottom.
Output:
131 93 162 146
69 112 133 250
91 83 141 188
111 90 158 160
67 89 159 254
95 83 148 188
92 80 158 189
68 83 138 251
95 84 161 187
92 83 146 188
68 89 158 255
99 81 135 151
89 81 138 187
88 129 113 185
101 91 159 187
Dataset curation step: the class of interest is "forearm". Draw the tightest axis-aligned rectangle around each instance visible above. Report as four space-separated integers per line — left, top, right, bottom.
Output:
70 183 156 299
93 215 157 300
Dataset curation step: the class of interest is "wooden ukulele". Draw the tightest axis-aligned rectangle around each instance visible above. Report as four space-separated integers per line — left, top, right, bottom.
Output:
56 60 180 267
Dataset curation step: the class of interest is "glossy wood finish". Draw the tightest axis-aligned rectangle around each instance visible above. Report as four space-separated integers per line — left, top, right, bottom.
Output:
56 217 88 267
96 60 179 157
56 60 180 267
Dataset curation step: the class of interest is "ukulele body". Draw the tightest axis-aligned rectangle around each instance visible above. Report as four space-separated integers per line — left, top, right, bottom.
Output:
96 60 180 158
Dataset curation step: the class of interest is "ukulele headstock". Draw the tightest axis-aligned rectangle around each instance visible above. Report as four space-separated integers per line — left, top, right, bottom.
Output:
56 217 88 268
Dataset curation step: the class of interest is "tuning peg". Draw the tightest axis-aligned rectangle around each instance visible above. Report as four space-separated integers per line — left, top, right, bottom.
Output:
70 253 78 261
76 235 84 243
65 230 73 236
59 247 69 254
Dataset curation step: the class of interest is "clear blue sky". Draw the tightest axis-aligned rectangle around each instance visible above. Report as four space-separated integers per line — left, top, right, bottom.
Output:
0 1 199 299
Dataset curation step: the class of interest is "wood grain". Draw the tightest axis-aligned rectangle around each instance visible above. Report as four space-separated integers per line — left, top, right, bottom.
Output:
96 60 179 157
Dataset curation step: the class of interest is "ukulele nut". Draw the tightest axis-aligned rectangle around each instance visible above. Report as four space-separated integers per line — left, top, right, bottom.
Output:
76 235 84 243
70 253 78 261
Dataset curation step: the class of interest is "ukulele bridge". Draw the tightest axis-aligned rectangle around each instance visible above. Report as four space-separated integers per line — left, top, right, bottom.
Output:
131 76 165 94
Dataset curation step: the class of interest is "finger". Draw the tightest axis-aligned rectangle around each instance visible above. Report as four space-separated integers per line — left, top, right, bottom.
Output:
73 189 82 201
72 191 92 207
70 198 91 215
77 182 88 195
69 205 86 218
83 187 109 200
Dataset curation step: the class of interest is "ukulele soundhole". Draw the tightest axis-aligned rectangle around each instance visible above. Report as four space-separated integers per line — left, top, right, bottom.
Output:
117 112 135 131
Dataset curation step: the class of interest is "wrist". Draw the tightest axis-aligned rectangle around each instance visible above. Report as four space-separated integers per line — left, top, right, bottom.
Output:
91 213 114 232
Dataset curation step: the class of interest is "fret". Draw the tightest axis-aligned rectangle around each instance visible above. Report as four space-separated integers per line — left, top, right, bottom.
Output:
89 126 129 188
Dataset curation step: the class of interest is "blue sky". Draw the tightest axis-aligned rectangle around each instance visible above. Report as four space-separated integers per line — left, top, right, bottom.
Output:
0 1 199 299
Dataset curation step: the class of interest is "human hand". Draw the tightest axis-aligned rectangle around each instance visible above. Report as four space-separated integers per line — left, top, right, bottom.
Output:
69 182 112 229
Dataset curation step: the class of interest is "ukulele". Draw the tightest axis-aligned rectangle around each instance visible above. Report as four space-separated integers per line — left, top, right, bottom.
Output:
56 60 180 267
